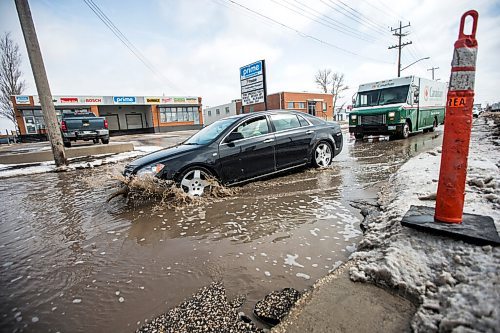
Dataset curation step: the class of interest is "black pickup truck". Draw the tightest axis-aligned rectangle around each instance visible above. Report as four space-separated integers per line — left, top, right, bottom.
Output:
60 111 109 148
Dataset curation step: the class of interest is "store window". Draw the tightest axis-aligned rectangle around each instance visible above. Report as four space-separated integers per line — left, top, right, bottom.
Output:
323 102 327 112
208 110 212 116
159 106 199 123
216 109 220 115
225 107 230 114
287 102 294 109
297 102 305 109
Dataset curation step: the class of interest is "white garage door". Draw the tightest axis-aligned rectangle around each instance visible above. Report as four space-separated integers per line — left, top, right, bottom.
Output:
126 114 143 129
104 115 120 131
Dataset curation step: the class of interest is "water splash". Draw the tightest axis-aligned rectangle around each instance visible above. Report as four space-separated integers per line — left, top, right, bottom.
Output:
107 173 237 210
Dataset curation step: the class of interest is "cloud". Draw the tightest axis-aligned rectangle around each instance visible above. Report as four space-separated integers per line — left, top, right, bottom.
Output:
0 0 498 109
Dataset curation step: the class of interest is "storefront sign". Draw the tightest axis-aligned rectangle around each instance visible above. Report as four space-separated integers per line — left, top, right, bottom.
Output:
240 60 266 106
60 97 79 104
145 97 161 104
113 96 136 104
15 96 31 105
82 97 103 104
144 96 199 105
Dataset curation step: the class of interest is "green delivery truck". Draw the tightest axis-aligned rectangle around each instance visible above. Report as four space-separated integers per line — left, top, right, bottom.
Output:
349 76 447 140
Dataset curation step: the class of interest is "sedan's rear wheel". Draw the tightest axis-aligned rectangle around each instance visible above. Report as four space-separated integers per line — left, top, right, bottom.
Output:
179 167 212 196
313 141 333 168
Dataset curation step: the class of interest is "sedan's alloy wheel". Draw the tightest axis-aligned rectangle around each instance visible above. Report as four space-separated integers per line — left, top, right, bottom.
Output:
180 169 210 196
314 142 332 167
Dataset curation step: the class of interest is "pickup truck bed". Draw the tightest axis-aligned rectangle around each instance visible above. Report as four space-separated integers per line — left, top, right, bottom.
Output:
61 112 109 147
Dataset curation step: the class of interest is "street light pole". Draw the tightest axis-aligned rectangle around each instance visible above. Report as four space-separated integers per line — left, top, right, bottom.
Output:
400 57 430 72
15 0 67 166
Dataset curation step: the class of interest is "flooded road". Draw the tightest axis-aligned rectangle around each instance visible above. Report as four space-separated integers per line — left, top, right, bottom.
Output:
0 129 443 332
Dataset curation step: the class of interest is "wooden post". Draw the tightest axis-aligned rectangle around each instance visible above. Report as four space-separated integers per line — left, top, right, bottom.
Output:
15 0 67 166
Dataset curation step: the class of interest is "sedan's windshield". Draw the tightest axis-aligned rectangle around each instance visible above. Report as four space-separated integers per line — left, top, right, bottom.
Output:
184 117 238 145
356 85 409 107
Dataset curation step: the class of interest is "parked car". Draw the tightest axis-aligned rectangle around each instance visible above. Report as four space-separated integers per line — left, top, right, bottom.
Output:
472 104 482 118
123 110 343 196
60 111 109 147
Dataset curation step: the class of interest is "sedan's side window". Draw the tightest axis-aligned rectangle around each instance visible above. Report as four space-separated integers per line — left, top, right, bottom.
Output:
233 117 270 139
270 114 301 132
297 115 310 127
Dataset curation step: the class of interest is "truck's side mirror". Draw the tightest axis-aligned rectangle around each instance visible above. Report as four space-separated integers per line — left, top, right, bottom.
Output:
352 98 356 105
413 90 419 103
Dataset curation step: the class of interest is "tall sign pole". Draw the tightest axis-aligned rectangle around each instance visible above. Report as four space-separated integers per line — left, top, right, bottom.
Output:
240 60 267 112
15 0 67 166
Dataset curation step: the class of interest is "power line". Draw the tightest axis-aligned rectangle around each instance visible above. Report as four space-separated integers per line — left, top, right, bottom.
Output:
82 0 180 91
335 0 388 32
218 0 392 63
321 0 388 37
270 0 376 42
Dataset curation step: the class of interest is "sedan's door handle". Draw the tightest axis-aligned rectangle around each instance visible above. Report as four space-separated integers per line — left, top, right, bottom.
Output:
306 130 314 134
263 138 274 143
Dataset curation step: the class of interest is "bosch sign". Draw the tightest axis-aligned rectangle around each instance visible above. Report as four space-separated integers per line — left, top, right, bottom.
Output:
113 96 136 104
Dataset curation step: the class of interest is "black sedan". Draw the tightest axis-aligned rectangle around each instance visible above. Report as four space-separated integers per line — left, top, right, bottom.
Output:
123 110 343 196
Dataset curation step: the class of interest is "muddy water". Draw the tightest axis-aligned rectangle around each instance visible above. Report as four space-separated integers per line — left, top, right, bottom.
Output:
0 130 443 332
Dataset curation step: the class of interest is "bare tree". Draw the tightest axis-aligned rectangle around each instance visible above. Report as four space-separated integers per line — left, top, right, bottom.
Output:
0 32 26 133
331 72 348 113
315 69 331 93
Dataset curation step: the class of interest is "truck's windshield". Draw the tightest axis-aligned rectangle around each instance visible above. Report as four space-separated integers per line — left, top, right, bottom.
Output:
355 85 409 107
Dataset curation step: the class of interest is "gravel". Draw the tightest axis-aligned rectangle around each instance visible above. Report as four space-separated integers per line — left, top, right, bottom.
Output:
254 288 301 326
136 282 262 333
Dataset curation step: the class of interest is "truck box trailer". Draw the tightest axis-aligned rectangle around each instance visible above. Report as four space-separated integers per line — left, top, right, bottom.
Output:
349 76 447 139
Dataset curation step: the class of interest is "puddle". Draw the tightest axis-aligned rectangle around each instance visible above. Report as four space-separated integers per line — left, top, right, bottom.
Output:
0 129 444 332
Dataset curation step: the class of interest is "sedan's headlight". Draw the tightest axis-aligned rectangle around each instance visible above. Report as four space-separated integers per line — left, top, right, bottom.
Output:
351 114 357 120
136 163 165 177
388 112 396 118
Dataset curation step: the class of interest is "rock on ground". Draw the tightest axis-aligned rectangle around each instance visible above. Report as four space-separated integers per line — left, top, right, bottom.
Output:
254 288 301 325
136 282 262 333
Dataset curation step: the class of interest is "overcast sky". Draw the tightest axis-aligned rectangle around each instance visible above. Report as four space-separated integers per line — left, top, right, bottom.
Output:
1 0 499 131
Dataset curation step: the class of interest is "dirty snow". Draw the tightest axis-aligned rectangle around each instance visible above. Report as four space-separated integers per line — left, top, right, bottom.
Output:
349 115 500 332
0 145 163 178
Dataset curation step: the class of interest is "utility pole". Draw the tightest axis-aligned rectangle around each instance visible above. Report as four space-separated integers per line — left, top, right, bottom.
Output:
388 21 412 78
15 0 67 166
427 66 439 80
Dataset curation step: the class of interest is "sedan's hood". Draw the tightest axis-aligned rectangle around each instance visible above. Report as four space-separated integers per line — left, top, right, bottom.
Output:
127 144 200 170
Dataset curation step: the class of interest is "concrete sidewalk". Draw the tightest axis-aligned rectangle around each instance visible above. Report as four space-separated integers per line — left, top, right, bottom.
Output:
273 262 415 333
0 142 134 164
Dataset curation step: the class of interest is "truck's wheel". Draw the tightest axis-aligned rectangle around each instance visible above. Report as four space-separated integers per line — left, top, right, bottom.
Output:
64 141 71 148
400 122 410 139
101 138 109 144
429 118 437 132
354 133 364 140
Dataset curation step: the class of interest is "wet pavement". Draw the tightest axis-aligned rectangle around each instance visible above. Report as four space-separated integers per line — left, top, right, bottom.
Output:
0 128 443 332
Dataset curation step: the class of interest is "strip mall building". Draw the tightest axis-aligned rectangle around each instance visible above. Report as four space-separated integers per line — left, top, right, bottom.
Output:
11 95 203 141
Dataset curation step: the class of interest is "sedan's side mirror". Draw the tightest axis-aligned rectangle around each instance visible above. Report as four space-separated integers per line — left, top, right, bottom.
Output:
225 131 244 143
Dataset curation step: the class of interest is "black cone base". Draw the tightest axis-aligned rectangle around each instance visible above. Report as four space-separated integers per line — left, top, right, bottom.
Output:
401 205 500 246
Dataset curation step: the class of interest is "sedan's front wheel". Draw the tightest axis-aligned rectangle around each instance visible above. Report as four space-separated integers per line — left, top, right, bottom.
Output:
312 141 333 168
179 167 212 196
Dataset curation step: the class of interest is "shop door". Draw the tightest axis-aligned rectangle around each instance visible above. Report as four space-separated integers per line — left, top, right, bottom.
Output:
307 101 316 116
126 114 144 129
24 116 37 134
